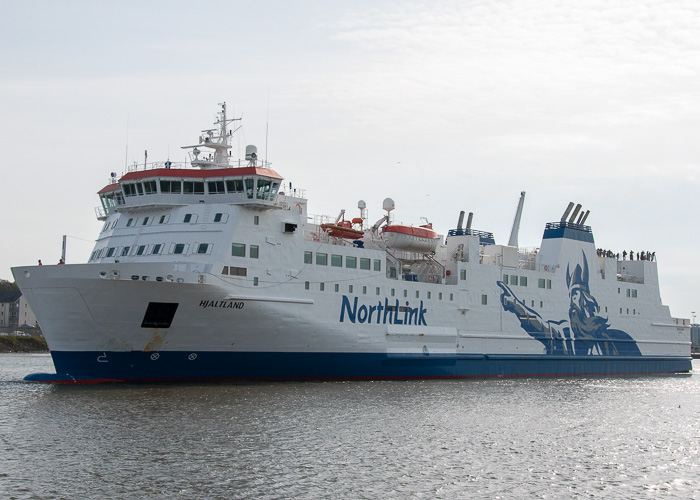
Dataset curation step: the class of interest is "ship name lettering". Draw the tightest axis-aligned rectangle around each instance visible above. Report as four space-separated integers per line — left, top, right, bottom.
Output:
339 296 427 325
199 300 244 310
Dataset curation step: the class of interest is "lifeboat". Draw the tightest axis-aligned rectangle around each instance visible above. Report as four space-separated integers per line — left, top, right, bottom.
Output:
321 221 364 239
382 224 439 252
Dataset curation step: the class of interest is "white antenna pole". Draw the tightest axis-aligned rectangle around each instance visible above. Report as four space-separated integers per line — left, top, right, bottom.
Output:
265 88 270 165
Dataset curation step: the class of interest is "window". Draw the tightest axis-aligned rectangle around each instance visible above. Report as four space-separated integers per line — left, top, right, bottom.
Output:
360 258 371 270
226 179 244 193
363 286 367 295
538 278 545 289
135 183 144 195
503 274 509 283
416 291 420 298
126 218 134 227
632 289 638 298
374 259 381 272
208 181 225 194
304 251 313 264
510 275 518 286
520 276 527 287
184 214 192 223
316 253 328 266
547 280 552 289
627 289 631 297
391 288 395 297
214 213 223 222
250 245 259 259
403 290 408 297
460 269 466 280
143 181 157 194
106 247 115 257
348 285 353 293
174 244 185 254
121 247 130 257
254 215 259 225
320 283 325 291
450 293 454 301
346 256 357 269
232 243 246 257
142 217 149 226
245 178 254 199
331 254 342 267
427 291 431 299
482 294 488 305
253 277 259 286
152 244 162 255
197 243 209 254
376 287 380 295
137 245 145 256
183 181 204 194
159 215 166 224
305 281 310 290
335 284 339 292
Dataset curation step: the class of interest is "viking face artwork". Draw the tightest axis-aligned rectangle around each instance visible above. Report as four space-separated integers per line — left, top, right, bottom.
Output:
498 252 641 356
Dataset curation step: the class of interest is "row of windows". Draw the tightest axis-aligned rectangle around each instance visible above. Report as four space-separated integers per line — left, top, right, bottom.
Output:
302 281 456 300
304 251 381 271
122 177 279 201
621 288 638 298
103 212 259 233
92 242 211 260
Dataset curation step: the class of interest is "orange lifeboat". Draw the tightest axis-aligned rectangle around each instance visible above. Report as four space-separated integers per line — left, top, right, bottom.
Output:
382 224 439 252
321 220 364 239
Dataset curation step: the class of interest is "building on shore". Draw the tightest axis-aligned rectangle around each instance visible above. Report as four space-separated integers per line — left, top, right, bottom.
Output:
0 290 38 329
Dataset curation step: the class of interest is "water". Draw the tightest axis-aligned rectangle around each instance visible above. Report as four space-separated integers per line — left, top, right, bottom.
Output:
1 354 700 499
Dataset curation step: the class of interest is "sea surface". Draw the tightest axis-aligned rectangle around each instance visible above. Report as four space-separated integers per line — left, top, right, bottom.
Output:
1 354 699 500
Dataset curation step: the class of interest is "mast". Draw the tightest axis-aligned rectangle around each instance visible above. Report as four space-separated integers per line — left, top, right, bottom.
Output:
508 191 526 248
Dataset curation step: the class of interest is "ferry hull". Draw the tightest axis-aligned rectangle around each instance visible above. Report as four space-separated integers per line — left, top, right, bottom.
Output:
25 350 692 383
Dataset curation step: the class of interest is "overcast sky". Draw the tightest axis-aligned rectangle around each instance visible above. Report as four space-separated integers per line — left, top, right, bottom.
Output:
1 0 698 317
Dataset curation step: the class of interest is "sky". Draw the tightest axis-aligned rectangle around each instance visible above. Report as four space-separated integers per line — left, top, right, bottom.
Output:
1 0 699 318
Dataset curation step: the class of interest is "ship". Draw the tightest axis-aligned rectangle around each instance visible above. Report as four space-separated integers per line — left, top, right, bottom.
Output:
12 103 692 382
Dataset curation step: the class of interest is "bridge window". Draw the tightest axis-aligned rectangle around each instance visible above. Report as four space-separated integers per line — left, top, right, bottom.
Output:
245 179 254 199
143 181 157 194
226 179 244 193
208 181 225 194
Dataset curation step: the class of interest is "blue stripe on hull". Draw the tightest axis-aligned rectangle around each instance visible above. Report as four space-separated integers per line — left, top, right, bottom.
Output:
23 351 693 382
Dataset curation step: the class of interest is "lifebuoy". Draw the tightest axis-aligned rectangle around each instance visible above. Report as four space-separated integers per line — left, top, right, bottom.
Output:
544 265 549 272
312 233 319 242
296 203 302 213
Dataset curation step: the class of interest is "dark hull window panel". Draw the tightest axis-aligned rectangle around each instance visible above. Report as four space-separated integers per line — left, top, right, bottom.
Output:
141 302 179 328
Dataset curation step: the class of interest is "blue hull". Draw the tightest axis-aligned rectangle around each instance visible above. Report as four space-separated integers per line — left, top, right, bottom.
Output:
24 351 693 383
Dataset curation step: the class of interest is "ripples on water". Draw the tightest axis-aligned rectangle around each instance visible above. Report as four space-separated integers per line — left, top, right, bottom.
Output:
1 354 699 499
